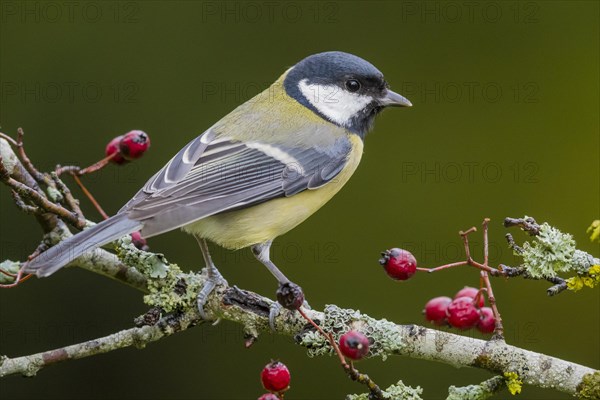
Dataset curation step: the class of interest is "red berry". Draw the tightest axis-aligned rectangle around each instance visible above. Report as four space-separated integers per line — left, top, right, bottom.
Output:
130 231 148 251
119 130 150 160
339 331 370 360
105 135 127 164
379 248 417 281
423 296 452 326
447 296 480 330
454 286 485 308
261 361 290 393
258 394 279 400
477 307 496 334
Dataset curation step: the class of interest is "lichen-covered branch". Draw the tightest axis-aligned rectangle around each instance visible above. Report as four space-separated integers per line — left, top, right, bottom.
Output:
503 216 600 296
347 380 424 400
446 376 505 400
1 226 148 291
0 142 86 230
1 249 598 398
0 137 59 233
0 308 201 377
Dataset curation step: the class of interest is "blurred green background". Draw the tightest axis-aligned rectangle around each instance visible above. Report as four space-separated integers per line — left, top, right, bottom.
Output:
1 1 598 399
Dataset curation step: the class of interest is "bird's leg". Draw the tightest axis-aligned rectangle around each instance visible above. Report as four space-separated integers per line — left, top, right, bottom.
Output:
251 241 306 330
195 235 228 321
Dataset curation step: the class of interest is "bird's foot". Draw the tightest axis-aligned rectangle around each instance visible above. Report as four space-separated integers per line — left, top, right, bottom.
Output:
269 302 282 331
197 267 228 321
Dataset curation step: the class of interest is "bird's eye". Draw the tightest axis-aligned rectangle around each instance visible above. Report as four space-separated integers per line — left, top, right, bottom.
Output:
345 79 361 92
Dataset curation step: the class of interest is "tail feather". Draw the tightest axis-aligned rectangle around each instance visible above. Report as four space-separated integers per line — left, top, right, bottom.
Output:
23 214 142 277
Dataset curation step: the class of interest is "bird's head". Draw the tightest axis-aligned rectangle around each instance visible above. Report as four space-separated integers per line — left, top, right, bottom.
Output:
284 51 411 137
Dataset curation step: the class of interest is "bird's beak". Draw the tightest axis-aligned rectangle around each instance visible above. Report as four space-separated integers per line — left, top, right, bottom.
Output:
380 89 412 107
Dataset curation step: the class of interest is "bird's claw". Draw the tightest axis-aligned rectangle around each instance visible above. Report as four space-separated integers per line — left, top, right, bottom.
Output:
197 267 228 321
269 302 282 332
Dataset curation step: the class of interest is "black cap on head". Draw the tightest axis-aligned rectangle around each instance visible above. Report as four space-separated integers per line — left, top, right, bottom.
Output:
290 51 384 85
284 51 410 137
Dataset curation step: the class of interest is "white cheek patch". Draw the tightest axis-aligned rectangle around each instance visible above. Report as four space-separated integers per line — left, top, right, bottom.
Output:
298 79 372 127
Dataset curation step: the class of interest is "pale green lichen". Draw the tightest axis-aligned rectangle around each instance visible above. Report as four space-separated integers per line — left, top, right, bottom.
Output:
513 219 600 280
446 376 505 400
298 330 327 354
570 250 600 275
116 236 169 279
0 260 20 284
520 222 576 279
45 185 63 202
114 236 205 312
346 380 423 400
298 305 404 360
144 271 203 313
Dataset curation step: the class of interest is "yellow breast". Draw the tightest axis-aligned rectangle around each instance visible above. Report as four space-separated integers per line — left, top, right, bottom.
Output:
183 135 363 249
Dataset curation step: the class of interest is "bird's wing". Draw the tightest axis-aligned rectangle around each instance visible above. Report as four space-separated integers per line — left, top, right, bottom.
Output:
120 129 353 237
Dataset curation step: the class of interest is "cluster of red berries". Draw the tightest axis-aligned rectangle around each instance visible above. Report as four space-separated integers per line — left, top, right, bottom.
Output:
258 361 290 399
423 286 496 333
379 248 417 281
105 130 150 165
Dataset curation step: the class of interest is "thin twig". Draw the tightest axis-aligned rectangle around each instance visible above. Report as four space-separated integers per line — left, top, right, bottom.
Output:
425 261 468 272
11 190 41 215
54 150 115 220
0 269 17 278
481 219 504 338
546 276 569 296
78 152 117 175
0 160 86 229
460 227 477 259
0 132 18 146
0 135 60 233
505 233 524 255
483 218 490 266
16 128 53 187
73 175 109 220
55 152 117 177
51 172 84 219
0 267 32 288
422 222 506 276
503 217 541 236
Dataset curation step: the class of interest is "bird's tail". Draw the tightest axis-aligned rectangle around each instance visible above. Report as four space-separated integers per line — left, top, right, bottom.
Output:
23 214 142 277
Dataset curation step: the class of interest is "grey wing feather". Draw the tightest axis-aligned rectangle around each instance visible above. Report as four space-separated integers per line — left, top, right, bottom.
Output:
120 129 216 211
23 213 142 277
120 131 352 238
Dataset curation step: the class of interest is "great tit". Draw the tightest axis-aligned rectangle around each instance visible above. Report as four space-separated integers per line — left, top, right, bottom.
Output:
24 51 411 317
